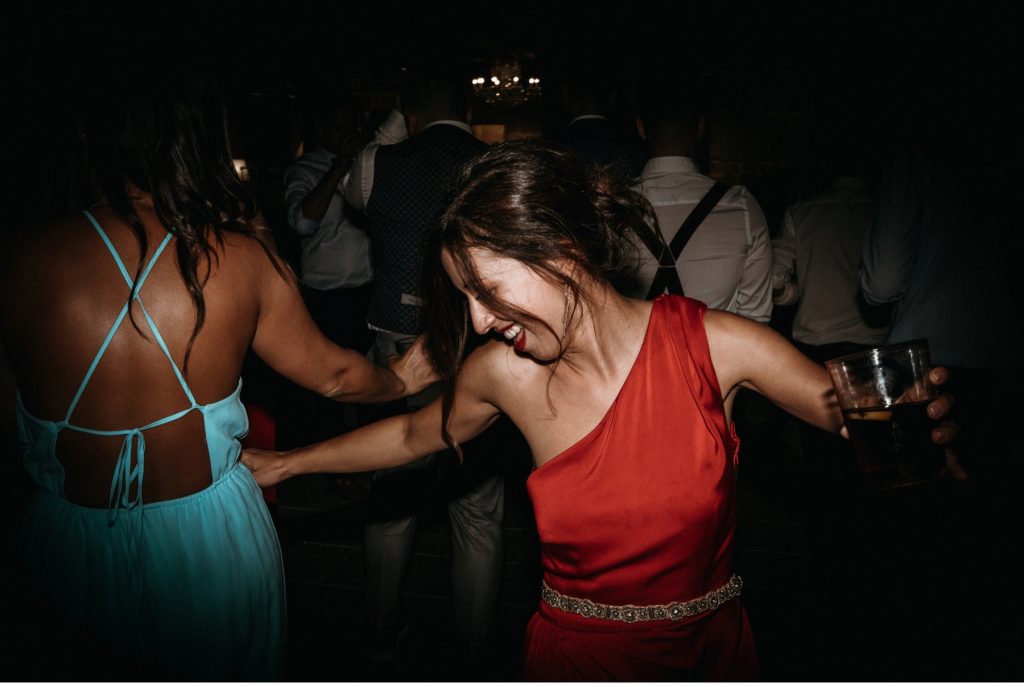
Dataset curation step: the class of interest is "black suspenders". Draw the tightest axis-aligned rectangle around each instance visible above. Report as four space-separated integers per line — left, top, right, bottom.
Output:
637 181 731 300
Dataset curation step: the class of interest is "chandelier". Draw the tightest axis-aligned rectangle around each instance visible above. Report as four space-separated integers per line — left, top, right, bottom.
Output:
471 60 542 107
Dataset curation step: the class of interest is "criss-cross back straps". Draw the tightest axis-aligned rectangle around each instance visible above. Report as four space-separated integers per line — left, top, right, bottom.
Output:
69 211 198 524
67 211 197 425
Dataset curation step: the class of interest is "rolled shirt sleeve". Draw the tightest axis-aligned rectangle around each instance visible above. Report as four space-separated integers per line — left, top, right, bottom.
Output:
283 162 323 237
734 189 774 323
860 149 920 305
771 208 799 306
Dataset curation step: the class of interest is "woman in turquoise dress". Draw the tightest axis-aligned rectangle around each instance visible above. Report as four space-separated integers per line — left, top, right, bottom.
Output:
0 73 435 679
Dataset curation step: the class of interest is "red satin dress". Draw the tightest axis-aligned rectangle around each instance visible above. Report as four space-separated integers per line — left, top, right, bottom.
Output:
522 295 758 680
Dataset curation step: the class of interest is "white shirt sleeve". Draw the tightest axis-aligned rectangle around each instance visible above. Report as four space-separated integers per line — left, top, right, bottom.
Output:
861 151 919 305
733 190 774 323
771 207 799 306
342 109 409 210
283 161 322 237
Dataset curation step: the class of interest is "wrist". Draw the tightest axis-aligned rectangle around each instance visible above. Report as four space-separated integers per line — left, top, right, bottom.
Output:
277 451 299 481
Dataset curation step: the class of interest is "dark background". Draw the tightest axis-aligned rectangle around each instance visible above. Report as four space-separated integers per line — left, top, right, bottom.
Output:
3 1 1017 235
1 1 1020 680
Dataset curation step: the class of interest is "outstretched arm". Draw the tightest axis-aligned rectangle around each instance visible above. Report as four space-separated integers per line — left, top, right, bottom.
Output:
243 344 503 486
703 309 956 444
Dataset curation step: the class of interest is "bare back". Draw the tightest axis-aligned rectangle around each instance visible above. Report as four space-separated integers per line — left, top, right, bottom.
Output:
1 206 268 506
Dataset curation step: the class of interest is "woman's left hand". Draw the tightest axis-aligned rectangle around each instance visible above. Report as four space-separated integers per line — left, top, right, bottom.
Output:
840 366 966 480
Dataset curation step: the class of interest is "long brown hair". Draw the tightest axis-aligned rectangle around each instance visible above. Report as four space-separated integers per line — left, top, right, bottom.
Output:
421 140 657 453
84 71 284 374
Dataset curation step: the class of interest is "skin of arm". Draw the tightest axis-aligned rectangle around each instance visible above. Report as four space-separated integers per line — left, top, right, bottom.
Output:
705 308 842 432
247 237 437 404
243 342 502 487
704 309 958 445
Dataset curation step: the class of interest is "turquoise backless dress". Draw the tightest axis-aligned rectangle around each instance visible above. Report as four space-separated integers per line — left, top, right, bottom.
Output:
16 211 285 679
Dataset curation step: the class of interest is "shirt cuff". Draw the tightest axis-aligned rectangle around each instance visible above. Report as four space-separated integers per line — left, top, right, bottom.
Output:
294 214 322 236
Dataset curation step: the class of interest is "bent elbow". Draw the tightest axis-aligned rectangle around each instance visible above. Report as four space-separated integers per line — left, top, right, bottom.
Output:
859 268 904 306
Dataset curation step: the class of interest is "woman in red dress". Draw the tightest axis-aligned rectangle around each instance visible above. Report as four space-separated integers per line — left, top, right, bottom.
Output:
243 141 957 680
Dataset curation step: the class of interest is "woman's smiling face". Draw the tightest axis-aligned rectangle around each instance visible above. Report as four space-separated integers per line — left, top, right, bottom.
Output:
441 246 572 362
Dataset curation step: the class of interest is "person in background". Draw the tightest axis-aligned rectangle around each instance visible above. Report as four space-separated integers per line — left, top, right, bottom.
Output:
559 70 646 178
0 70 436 680
857 77 1019 674
772 114 888 363
630 88 773 323
285 91 378 498
342 65 504 666
285 91 375 358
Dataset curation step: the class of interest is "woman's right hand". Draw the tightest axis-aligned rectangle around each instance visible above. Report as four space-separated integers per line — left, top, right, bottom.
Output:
389 334 441 397
242 448 291 487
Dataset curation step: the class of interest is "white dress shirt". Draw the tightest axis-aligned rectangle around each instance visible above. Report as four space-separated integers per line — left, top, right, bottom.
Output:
284 147 373 290
773 177 888 346
632 156 773 322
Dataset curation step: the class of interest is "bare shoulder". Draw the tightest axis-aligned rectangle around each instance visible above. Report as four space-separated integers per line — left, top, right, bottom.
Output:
1 215 92 297
703 308 765 353
215 225 295 284
457 339 541 401
702 308 782 395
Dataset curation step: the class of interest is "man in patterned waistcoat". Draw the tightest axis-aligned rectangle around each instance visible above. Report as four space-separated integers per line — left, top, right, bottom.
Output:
342 65 503 668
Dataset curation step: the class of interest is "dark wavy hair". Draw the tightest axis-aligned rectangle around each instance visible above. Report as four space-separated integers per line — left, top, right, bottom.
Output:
421 140 656 453
83 72 281 374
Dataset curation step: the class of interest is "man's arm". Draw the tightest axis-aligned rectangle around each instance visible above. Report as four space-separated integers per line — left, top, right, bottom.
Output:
734 190 773 323
772 207 799 306
297 161 348 227
342 108 409 210
860 148 921 305
283 160 339 238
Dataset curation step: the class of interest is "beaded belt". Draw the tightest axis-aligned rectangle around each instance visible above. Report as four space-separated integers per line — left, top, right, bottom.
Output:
540 574 743 624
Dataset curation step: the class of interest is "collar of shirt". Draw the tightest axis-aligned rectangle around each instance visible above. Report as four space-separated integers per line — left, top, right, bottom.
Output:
641 156 700 177
568 114 607 126
423 120 474 135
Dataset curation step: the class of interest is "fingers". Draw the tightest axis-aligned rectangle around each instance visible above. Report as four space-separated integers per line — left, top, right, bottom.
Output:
944 447 969 481
927 392 954 420
928 365 950 386
931 420 959 445
241 448 257 469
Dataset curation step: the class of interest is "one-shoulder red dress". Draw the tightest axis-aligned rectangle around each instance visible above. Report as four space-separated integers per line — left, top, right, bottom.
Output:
522 295 758 680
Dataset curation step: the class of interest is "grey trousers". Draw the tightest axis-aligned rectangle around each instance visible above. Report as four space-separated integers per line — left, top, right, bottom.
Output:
364 331 504 650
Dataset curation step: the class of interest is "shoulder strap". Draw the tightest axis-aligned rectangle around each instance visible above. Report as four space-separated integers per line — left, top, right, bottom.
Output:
643 182 731 300
66 212 191 422
668 181 730 259
633 221 685 299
